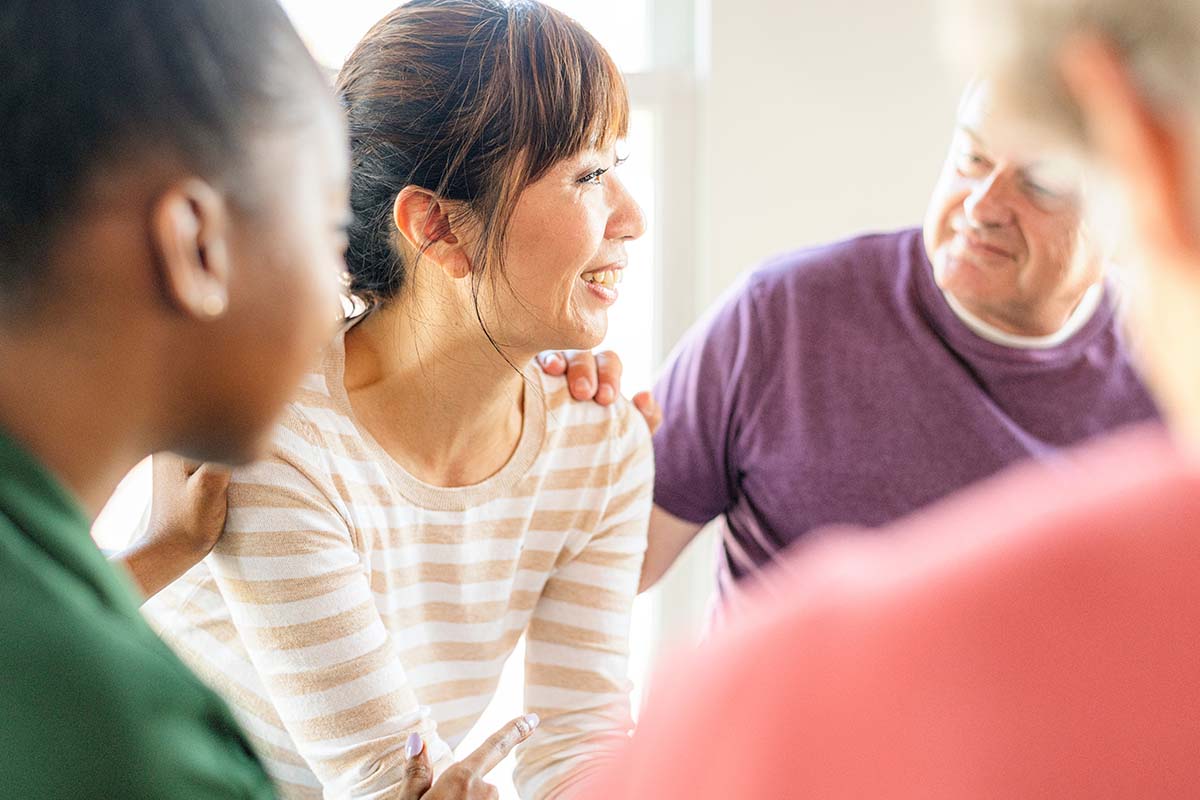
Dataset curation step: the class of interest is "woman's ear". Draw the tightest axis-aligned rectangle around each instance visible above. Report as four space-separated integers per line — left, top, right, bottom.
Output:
1061 35 1200 269
392 186 473 280
149 178 232 321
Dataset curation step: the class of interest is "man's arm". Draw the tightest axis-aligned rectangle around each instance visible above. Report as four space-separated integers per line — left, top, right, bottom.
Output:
640 504 705 592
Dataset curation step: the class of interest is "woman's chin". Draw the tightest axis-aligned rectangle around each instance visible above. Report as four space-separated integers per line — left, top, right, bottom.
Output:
546 322 608 354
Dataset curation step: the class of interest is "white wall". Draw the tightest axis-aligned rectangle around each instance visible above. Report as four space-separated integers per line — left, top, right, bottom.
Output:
699 0 962 299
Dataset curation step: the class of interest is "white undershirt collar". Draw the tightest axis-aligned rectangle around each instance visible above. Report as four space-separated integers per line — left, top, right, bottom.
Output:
943 282 1105 350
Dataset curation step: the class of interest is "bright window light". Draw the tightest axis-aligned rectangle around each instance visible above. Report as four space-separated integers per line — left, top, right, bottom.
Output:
279 0 649 72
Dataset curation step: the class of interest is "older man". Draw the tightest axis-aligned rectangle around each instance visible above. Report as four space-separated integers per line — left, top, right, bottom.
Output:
641 78 1157 595
581 0 1200 797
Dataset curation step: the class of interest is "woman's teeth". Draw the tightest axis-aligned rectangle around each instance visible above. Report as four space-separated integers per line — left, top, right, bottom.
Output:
582 270 622 288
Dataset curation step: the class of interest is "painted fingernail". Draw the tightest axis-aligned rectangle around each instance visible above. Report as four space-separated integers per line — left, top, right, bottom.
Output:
572 378 592 396
523 713 540 732
406 731 423 759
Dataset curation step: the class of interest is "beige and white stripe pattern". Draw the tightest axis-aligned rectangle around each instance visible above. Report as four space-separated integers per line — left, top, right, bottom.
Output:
144 331 652 799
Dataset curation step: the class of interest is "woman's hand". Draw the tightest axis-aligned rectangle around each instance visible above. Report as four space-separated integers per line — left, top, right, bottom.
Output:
113 454 231 601
398 714 539 800
536 350 663 434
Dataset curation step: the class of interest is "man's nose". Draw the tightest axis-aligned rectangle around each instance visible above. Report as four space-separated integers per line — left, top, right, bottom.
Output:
964 170 1016 228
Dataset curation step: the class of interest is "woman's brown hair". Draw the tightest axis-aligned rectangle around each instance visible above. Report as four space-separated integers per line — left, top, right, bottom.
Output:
336 0 630 313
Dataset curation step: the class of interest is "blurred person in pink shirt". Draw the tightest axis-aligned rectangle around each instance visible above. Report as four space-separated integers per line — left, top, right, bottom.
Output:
579 1 1200 797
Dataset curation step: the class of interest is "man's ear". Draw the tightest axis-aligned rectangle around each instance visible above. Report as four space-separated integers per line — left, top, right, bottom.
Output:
1061 35 1200 268
392 186 473 280
149 178 232 321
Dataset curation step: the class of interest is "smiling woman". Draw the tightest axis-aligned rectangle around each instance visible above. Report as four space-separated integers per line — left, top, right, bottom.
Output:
141 3 655 799
333 0 640 347
274 0 661 388
91 1 666 797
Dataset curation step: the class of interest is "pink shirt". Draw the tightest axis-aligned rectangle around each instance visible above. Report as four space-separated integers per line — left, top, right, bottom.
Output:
583 425 1200 798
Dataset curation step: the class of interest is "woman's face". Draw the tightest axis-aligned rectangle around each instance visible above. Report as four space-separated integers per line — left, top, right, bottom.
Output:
190 100 350 464
480 145 646 353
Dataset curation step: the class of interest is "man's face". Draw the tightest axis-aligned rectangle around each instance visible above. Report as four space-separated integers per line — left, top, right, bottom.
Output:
923 82 1101 336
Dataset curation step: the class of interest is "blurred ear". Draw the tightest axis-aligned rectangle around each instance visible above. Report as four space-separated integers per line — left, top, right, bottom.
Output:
392 186 473 280
1060 35 1200 268
149 178 232 321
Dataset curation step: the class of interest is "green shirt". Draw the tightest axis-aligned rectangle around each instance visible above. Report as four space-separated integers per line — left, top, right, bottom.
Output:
0 430 276 799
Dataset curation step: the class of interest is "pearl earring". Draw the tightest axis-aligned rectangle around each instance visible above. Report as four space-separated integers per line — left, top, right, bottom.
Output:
201 294 227 318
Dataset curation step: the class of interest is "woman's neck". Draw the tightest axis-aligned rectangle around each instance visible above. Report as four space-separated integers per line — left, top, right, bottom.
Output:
343 297 536 488
0 328 150 519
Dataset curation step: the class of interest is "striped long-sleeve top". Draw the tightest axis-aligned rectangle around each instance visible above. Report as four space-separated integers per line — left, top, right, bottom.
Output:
144 332 653 799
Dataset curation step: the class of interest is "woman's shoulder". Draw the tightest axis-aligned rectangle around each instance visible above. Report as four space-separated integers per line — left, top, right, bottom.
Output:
534 369 651 458
232 370 358 491
278 354 382 442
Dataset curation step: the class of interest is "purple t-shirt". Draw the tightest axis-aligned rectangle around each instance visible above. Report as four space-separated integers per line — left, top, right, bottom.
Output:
653 228 1160 595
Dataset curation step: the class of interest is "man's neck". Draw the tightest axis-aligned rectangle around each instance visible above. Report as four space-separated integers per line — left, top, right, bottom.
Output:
944 282 1106 348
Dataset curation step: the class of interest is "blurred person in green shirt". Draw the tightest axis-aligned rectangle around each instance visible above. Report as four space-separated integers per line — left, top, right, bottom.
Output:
0 3 536 796
0 1 347 796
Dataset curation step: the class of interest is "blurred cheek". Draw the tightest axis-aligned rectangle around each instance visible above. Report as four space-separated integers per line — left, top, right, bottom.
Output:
927 179 964 245
247 236 338 374
295 255 343 354
1027 217 1080 280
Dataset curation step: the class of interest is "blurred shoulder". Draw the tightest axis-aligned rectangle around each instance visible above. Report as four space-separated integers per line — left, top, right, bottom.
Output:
746 227 922 302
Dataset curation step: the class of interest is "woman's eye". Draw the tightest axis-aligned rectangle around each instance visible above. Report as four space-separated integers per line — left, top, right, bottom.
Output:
579 167 608 185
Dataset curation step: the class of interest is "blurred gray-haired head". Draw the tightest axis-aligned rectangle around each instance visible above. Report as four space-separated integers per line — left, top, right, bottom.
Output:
940 0 1200 148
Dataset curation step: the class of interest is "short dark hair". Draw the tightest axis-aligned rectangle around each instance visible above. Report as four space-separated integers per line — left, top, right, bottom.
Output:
0 0 321 301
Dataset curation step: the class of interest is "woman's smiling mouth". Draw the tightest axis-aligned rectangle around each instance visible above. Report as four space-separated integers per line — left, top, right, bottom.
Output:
581 266 623 304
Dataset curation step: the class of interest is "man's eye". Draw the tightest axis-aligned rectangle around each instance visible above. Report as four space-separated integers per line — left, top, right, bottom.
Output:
957 152 990 174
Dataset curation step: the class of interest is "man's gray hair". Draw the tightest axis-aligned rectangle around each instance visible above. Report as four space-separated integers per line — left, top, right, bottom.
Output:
940 0 1200 147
